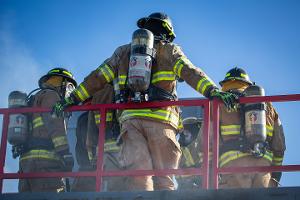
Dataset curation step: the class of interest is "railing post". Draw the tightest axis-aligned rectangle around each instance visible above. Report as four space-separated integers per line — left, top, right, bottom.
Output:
212 99 220 189
201 100 210 189
95 108 106 192
0 113 9 193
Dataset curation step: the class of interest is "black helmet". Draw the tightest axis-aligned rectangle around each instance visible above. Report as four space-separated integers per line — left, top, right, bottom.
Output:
137 12 176 42
219 67 253 86
39 67 77 88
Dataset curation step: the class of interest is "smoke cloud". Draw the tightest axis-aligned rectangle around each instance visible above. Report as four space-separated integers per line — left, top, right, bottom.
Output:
0 16 42 192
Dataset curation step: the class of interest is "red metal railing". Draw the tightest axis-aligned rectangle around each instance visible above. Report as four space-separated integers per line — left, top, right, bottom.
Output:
212 94 300 189
0 94 299 193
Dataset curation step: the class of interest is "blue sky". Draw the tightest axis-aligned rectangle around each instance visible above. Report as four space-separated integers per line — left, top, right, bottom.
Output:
0 0 300 192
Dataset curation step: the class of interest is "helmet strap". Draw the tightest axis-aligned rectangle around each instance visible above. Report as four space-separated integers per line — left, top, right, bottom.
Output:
60 77 68 99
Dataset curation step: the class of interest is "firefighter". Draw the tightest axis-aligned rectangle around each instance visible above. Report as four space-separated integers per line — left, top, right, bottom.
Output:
177 117 203 190
70 111 93 191
18 68 77 192
218 67 286 188
52 12 237 191
71 84 125 191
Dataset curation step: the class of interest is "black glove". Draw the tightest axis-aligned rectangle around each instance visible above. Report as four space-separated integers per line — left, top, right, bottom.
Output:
60 152 74 171
52 96 75 118
209 89 238 111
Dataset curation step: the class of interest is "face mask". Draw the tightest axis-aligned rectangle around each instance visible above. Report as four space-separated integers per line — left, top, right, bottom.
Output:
65 82 75 98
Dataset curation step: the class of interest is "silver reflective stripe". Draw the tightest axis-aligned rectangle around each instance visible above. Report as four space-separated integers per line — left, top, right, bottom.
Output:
219 150 273 167
33 117 44 129
196 77 214 94
97 63 115 82
220 125 241 136
151 71 176 83
74 84 90 101
52 136 68 149
94 112 113 125
20 149 60 161
266 125 274 137
119 108 179 128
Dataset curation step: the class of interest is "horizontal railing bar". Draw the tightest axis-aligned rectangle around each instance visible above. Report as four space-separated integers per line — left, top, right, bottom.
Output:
0 99 208 114
1 168 203 179
218 165 300 174
239 94 300 104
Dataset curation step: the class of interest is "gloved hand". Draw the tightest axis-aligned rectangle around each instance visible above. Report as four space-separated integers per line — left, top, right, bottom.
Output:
60 152 74 171
209 89 238 111
52 97 75 118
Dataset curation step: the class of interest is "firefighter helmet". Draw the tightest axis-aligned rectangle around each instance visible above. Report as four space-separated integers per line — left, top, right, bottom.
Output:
39 68 77 88
219 67 253 86
137 12 176 42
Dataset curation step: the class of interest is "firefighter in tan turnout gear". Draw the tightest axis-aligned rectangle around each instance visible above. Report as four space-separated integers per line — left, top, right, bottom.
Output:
177 117 203 189
18 68 77 192
72 84 125 191
218 67 286 188
53 12 237 191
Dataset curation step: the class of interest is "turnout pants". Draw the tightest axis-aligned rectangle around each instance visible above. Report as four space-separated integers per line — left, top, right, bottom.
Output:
118 118 181 191
219 156 271 188
71 152 126 191
18 158 65 192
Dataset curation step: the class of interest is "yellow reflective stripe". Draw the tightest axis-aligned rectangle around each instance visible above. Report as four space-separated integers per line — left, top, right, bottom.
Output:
240 73 250 80
273 156 283 165
20 149 60 161
178 118 183 130
52 136 68 148
162 20 173 35
120 109 179 128
94 112 113 125
33 117 44 129
118 75 127 85
62 70 72 77
182 147 195 167
74 84 90 101
273 156 283 161
196 78 214 94
173 59 185 77
151 71 176 84
104 140 120 152
98 64 114 82
50 69 60 73
266 125 274 137
79 84 89 99
221 125 241 136
88 151 93 161
219 150 273 167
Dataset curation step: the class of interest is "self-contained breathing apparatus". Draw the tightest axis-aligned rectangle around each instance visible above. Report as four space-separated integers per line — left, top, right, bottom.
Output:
221 84 268 158
127 28 155 102
115 28 178 103
243 84 267 157
8 68 77 158
8 89 41 158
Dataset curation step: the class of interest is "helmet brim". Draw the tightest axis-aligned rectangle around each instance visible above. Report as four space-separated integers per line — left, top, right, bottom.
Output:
137 17 149 28
219 77 253 86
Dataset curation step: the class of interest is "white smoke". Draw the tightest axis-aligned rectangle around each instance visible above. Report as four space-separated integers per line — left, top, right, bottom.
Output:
0 29 42 108
0 16 42 192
